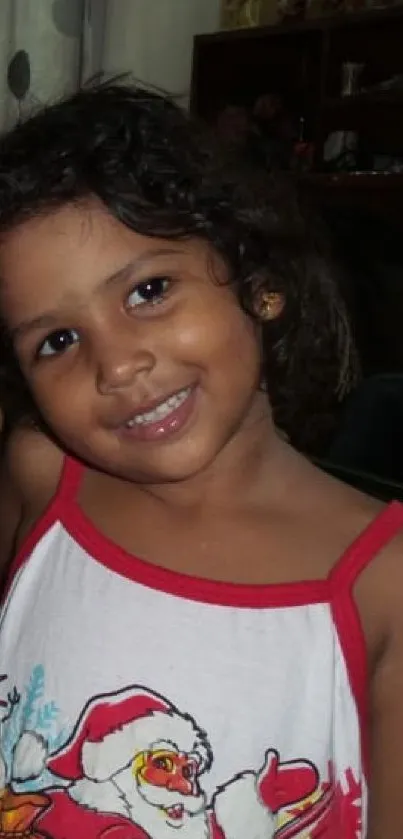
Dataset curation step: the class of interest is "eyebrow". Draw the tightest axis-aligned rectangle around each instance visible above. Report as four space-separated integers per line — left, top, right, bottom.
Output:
10 247 185 342
102 247 184 289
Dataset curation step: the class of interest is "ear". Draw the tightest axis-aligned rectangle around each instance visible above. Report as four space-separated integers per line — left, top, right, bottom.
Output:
253 290 285 322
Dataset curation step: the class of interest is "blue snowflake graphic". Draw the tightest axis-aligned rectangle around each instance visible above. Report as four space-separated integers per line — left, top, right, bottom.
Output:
1 665 68 791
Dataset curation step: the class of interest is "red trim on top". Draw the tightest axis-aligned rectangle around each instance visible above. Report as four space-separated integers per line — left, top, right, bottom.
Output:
5 452 333 609
330 500 403 589
331 583 370 775
63 501 330 608
6 452 403 781
329 501 403 778
55 454 84 503
8 455 403 612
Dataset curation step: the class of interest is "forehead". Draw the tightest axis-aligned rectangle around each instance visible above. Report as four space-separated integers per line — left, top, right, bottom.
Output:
0 203 123 306
0 202 215 321
0 202 170 285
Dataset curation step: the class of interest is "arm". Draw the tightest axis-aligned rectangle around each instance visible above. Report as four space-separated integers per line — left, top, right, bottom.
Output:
0 425 63 594
366 540 403 838
0 442 24 588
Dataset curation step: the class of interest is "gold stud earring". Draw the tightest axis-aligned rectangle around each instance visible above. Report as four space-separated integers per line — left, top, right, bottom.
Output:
255 291 284 322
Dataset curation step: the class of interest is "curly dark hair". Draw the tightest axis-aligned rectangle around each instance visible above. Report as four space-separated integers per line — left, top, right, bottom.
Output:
0 81 357 452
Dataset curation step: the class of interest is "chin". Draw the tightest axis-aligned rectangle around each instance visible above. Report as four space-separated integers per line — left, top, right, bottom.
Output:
116 771 210 839
137 808 209 839
103 450 218 486
136 434 233 485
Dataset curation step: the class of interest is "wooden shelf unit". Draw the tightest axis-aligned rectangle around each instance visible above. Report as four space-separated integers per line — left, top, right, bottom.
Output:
191 6 403 181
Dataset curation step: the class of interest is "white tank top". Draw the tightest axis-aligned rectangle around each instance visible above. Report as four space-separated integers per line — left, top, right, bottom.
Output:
1 456 402 839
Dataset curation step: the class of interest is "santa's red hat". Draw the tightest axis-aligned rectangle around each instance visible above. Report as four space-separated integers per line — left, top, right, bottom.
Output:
47 686 211 783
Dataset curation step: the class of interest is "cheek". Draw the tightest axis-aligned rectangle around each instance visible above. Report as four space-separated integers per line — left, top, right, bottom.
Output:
172 293 260 375
29 369 90 430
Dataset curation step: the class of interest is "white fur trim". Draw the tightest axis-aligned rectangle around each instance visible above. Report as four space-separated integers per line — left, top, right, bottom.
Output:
12 731 47 782
82 710 210 782
69 777 131 819
214 772 276 839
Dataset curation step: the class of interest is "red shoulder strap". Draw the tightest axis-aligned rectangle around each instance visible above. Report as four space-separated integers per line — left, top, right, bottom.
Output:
56 454 84 504
330 500 403 590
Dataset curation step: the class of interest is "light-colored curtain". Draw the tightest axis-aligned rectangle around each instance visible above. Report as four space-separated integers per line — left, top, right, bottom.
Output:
0 0 220 131
0 0 107 130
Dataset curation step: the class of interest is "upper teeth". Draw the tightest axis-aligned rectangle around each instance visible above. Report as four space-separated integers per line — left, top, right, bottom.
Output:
126 387 191 426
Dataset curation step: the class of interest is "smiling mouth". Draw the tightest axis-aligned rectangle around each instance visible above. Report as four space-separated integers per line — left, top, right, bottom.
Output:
124 387 192 428
164 803 185 821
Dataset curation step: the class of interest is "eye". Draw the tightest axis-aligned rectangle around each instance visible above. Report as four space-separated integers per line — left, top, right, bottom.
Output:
152 756 173 772
127 277 171 309
37 328 79 358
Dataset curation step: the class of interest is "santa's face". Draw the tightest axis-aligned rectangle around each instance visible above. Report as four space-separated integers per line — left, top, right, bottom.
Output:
116 747 209 838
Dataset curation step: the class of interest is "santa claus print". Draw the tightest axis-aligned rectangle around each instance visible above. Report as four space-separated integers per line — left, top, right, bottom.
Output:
0 678 362 839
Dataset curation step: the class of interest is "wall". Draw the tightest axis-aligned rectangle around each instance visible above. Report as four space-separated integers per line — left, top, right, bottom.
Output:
103 0 221 101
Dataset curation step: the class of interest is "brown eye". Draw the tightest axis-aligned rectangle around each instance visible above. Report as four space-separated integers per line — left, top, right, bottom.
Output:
37 328 79 358
127 277 170 308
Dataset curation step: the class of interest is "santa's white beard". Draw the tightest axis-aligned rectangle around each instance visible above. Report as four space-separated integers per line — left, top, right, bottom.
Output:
69 766 276 839
115 767 210 839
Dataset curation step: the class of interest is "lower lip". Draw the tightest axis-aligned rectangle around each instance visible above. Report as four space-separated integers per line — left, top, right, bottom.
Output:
119 387 197 443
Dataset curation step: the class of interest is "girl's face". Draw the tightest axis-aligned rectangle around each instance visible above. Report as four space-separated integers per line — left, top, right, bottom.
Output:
0 202 270 483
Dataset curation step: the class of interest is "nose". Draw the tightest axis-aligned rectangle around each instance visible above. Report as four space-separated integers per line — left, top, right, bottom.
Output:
94 332 155 395
166 773 194 796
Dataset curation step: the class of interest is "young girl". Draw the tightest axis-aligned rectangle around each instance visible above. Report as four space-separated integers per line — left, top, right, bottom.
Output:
0 83 401 839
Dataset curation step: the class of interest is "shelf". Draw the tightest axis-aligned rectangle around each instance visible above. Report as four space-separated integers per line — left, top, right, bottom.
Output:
194 4 403 46
322 92 403 111
298 171 403 189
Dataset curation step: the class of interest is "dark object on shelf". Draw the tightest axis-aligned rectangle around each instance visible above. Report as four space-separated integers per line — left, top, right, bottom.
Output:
291 115 315 171
277 0 307 21
252 93 297 168
341 61 364 97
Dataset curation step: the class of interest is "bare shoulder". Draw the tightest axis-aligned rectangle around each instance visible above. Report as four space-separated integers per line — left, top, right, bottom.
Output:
295 455 395 630
5 424 64 503
281 446 384 573
317 465 403 659
0 424 63 580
